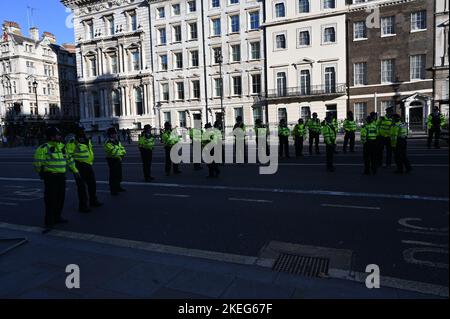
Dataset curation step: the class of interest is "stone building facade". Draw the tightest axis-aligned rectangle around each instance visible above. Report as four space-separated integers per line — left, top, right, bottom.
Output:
347 0 434 131
0 21 79 133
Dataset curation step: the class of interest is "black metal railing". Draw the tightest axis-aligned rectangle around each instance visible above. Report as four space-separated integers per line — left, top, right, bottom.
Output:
268 84 347 99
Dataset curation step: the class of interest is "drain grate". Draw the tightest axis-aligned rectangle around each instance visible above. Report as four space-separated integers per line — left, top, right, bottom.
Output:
272 253 330 278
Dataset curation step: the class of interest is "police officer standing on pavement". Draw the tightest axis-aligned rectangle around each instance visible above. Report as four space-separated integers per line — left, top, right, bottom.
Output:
33 127 80 233
377 107 394 168
391 114 412 174
360 116 378 175
307 113 321 155
293 119 306 157
162 122 181 176
104 127 127 196
322 114 337 172
427 106 446 149
233 116 247 163
66 126 103 213
189 122 203 171
278 119 290 158
138 124 155 182
204 122 222 178
343 111 357 153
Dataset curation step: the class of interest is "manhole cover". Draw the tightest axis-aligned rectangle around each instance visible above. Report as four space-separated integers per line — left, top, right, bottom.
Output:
272 253 330 278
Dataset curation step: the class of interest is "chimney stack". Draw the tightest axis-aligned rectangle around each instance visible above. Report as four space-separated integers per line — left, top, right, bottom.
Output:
29 27 39 41
3 21 21 35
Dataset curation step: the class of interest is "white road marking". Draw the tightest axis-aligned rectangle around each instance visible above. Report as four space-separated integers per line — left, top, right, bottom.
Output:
321 204 381 211
398 218 449 232
0 202 18 206
403 247 449 270
153 193 190 198
0 177 448 202
397 228 449 237
228 198 273 203
401 240 449 248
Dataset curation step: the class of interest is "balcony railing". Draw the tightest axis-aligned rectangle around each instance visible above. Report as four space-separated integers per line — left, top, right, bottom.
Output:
268 84 347 99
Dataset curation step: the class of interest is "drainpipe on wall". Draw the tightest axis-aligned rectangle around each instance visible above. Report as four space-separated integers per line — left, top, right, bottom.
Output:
262 0 269 128
147 1 158 129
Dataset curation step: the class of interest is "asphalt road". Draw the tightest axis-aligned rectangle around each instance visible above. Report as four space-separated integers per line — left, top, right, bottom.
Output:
0 139 448 290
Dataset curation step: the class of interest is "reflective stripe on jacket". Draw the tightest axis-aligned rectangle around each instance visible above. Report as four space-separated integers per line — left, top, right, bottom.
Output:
321 124 336 145
104 139 126 159
343 120 357 132
138 135 155 150
33 141 78 174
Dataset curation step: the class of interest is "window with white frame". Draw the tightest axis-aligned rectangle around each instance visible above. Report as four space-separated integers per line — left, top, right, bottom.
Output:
324 66 336 93
353 21 366 40
381 16 395 36
160 54 168 71
192 80 200 99
176 82 185 100
411 11 426 31
110 53 118 73
323 26 336 44
161 83 169 101
298 30 310 46
275 33 286 49
275 3 286 18
277 72 287 96
179 111 187 127
232 76 242 96
213 47 222 64
191 50 199 67
231 44 241 62
128 11 137 31
381 59 395 83
252 74 262 94
174 52 183 69
214 78 223 97
212 0 220 8
250 41 261 60
230 15 240 33
381 100 395 115
354 62 367 86
211 18 221 36
354 102 366 124
157 7 165 18
188 1 196 12
410 54 426 80
323 0 335 9
107 16 115 36
189 22 198 40
300 70 311 95
131 51 140 71
278 108 287 122
164 111 171 124
173 25 182 42
249 11 260 30
298 0 310 13
172 3 181 16
158 28 167 45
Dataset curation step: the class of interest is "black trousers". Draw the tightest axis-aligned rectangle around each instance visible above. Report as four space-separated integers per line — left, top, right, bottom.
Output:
325 144 334 170
294 137 304 156
140 148 153 179
43 173 66 227
309 131 320 154
234 140 247 163
75 161 98 208
207 148 220 177
343 131 355 152
378 136 392 167
394 139 412 173
363 140 378 175
428 128 441 148
165 146 180 174
106 157 122 192
279 136 290 158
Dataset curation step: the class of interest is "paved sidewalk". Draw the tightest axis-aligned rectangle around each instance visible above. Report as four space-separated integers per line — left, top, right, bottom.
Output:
0 227 440 299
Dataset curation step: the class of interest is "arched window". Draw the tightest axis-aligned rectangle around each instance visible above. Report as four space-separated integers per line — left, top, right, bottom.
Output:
112 90 121 117
135 87 143 115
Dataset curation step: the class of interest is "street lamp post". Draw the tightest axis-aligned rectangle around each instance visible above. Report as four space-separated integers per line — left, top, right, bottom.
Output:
32 81 38 115
215 50 225 137
156 101 162 133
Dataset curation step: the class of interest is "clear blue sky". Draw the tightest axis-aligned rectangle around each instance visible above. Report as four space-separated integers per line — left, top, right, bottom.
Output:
0 0 75 44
